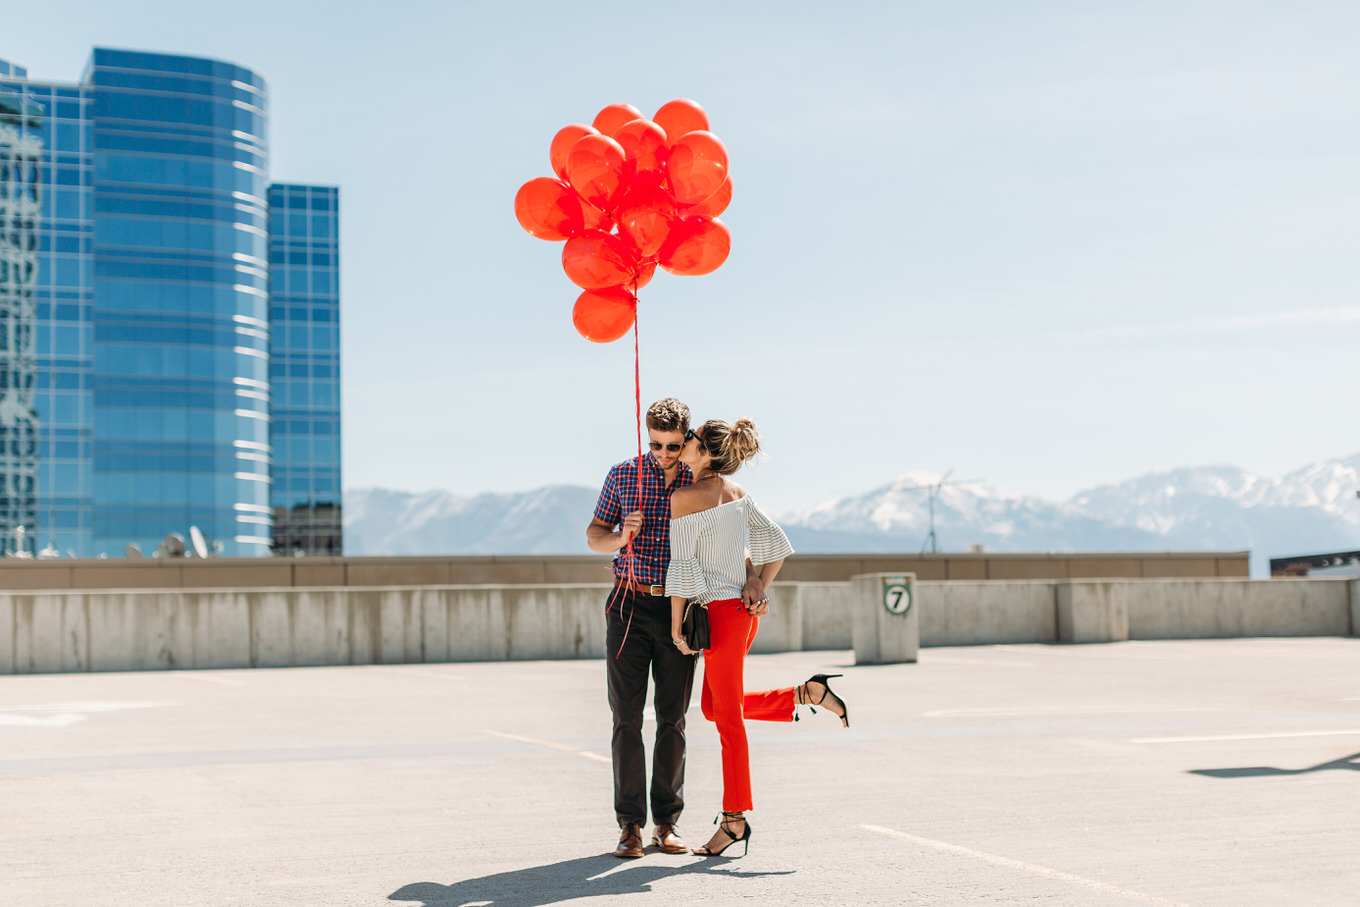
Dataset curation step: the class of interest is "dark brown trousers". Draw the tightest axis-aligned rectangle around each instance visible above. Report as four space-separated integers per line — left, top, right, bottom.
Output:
606 589 697 827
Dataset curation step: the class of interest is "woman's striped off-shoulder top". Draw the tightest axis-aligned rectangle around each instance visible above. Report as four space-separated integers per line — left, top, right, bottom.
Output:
665 495 795 604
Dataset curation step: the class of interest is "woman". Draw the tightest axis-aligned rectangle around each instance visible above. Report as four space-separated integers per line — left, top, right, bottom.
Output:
665 417 848 858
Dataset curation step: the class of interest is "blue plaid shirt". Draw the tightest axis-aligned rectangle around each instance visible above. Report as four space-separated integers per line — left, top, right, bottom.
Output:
593 454 694 586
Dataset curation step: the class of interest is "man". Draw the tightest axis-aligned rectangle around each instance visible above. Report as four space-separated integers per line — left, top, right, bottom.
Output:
587 398 763 858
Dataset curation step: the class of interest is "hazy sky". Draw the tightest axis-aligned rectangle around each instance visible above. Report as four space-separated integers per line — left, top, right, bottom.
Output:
7 1 1358 511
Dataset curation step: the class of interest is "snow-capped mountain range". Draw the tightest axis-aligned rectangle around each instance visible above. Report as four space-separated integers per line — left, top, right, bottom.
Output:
344 453 1360 575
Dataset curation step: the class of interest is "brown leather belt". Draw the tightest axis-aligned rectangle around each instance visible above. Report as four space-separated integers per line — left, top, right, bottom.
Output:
615 579 667 597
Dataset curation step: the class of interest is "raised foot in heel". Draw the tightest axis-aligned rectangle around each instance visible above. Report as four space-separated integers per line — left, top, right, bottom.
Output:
799 673 850 727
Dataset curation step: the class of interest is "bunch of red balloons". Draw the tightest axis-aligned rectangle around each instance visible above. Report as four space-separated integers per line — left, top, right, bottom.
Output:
515 99 731 343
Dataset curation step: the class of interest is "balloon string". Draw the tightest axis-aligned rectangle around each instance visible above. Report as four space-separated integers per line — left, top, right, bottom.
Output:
609 293 644 658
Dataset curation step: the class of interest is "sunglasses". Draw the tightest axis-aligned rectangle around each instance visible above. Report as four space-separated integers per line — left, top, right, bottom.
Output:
649 440 683 453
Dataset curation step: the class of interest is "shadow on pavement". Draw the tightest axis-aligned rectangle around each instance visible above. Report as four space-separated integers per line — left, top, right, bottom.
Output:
1190 750 1360 779
390 853 794 906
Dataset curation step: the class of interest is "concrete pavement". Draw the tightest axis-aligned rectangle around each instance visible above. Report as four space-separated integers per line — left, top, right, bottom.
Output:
2 638 1358 905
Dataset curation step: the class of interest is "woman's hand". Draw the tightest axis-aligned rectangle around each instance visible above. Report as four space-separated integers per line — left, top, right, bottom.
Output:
672 634 698 656
741 573 766 610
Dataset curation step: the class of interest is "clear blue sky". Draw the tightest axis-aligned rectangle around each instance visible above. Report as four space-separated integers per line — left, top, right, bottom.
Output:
8 1 1358 510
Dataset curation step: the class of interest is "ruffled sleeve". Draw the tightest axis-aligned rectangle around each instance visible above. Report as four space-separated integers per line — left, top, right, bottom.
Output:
746 497 794 566
665 512 709 600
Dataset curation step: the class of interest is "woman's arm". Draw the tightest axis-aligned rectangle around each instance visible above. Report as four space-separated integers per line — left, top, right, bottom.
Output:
759 558 784 590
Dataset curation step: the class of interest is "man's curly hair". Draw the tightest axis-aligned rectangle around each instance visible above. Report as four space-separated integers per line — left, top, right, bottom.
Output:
646 398 690 434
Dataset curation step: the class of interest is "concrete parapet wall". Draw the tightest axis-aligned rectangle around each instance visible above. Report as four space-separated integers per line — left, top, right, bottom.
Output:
790 582 854 651
1352 580 1360 637
2 578 1355 674
920 581 1059 646
1125 578 1351 640
1058 582 1130 644
0 585 614 674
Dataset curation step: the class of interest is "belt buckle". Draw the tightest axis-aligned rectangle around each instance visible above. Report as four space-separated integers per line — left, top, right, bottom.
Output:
648 584 665 596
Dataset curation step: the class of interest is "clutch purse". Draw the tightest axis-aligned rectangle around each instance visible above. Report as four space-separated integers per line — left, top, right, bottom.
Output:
681 601 710 651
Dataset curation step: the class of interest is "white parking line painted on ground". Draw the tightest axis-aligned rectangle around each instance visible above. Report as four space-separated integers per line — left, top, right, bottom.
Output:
923 656 1035 668
170 671 245 686
994 645 1197 662
0 701 179 729
0 701 179 713
368 667 467 681
0 713 87 728
926 705 1211 718
859 824 1194 907
481 729 611 763
1133 729 1360 744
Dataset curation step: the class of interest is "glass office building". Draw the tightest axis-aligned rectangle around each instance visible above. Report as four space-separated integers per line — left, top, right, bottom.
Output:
268 184 341 555
0 49 340 557
0 60 93 556
87 48 272 557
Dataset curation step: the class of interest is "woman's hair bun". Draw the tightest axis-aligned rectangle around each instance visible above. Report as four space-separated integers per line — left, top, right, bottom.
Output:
702 417 763 475
729 418 761 465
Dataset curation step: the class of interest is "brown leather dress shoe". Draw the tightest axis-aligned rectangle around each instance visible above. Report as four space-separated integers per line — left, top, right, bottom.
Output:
614 823 644 859
652 823 687 854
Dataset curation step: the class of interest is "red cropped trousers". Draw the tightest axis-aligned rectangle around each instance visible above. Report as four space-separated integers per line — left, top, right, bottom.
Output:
700 597 796 812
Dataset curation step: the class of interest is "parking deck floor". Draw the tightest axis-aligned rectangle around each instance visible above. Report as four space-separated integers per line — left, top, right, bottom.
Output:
3 637 1358 906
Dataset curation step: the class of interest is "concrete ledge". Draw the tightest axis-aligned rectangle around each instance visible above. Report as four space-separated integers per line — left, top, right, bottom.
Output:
3 584 613 674
4 577 1356 674
1127 578 1351 639
1351 579 1359 637
747 583 803 655
794 582 855 651
921 581 1058 646
1057 581 1130 644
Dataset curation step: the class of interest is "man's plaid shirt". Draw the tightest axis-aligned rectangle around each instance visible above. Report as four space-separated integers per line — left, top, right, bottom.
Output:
593 454 694 587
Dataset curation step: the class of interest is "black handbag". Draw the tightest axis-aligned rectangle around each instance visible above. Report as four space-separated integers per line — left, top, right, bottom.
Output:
681 601 710 651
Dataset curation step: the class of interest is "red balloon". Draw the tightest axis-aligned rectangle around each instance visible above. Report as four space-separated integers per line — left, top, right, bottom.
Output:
665 131 728 206
615 118 668 175
593 102 645 138
566 134 628 210
653 99 710 141
615 186 676 258
573 287 637 343
631 257 657 290
659 216 730 276
680 174 731 218
514 177 584 241
550 123 598 180
562 229 637 289
580 200 614 232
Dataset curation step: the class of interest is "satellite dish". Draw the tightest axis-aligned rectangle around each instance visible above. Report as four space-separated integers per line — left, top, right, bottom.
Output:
163 533 186 558
125 543 144 559
189 525 208 559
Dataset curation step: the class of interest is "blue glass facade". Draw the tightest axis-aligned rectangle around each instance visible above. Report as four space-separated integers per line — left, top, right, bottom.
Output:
268 185 341 554
88 49 273 557
0 63 93 556
0 49 340 557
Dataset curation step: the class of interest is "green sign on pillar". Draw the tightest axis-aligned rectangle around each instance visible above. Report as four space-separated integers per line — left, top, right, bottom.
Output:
882 576 912 615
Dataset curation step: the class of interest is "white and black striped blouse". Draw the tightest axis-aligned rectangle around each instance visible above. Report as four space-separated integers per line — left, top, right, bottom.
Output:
665 496 795 604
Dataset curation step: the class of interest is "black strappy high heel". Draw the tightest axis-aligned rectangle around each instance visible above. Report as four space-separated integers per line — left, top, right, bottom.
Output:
802 673 849 727
691 811 752 857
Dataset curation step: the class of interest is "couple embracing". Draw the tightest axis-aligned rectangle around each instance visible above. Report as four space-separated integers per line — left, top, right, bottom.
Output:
586 398 849 859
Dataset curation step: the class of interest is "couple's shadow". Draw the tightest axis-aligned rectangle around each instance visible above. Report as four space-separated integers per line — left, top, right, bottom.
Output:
391 852 792 906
